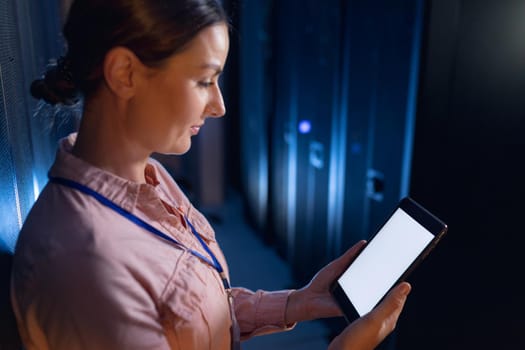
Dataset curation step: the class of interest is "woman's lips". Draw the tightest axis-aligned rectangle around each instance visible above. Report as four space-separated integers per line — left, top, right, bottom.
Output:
191 125 202 135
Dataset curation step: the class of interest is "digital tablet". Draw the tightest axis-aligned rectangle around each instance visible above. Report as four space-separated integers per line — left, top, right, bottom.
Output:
331 197 448 321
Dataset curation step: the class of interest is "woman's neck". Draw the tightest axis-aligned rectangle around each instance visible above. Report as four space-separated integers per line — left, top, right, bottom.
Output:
72 99 150 184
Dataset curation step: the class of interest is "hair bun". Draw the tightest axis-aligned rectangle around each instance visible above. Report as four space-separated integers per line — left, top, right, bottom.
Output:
30 57 79 106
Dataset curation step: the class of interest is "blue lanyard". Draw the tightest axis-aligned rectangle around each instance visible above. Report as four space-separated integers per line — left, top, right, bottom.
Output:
48 176 231 290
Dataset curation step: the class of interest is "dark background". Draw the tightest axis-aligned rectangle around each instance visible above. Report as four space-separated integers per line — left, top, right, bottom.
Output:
400 0 525 348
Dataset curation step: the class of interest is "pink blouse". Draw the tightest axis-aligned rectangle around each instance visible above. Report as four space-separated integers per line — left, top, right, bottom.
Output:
11 134 294 350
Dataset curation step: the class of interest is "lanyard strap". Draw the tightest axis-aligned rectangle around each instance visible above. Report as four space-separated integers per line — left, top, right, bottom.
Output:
48 176 230 289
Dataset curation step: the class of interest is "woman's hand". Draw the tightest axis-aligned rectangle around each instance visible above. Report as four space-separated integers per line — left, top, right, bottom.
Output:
284 240 411 349
285 240 367 323
327 282 411 350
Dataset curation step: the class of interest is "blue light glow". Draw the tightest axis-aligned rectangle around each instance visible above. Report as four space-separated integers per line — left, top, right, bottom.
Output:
298 120 311 134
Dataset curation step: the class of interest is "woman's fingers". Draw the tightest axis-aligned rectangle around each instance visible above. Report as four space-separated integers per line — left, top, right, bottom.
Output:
323 240 367 279
328 282 411 350
365 282 412 342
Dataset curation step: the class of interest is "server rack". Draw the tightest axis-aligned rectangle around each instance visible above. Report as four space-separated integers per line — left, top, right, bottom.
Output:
1 1 63 348
270 0 343 283
239 1 424 349
263 0 423 284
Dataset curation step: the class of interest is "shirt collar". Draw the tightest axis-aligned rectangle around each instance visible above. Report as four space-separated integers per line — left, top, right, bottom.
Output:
48 133 145 212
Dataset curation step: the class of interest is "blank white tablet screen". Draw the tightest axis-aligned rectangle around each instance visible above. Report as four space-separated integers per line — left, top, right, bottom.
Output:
338 208 434 316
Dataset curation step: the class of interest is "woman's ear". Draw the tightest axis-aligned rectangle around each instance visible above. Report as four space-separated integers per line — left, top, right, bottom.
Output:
103 47 144 99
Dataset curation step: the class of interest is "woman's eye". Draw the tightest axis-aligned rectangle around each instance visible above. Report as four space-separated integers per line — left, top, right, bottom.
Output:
198 81 214 88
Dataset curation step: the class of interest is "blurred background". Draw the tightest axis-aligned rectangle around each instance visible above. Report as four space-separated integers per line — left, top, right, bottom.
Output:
1 0 525 349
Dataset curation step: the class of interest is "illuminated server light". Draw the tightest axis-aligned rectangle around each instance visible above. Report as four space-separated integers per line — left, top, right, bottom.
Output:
298 120 311 134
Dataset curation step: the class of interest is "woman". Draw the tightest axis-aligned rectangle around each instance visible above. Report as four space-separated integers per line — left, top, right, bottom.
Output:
11 0 410 349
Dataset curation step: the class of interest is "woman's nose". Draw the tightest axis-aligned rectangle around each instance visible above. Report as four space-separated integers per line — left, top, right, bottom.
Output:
206 85 226 118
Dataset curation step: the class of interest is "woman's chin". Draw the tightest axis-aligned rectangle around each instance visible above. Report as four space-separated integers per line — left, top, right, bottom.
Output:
159 141 192 156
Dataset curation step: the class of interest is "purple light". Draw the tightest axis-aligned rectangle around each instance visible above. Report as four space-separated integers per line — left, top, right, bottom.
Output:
298 120 312 134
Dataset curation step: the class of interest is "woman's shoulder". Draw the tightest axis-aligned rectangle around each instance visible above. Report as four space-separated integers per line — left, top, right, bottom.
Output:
13 180 180 295
15 183 99 265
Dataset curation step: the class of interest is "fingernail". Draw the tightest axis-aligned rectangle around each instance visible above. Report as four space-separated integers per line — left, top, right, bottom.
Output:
400 283 411 296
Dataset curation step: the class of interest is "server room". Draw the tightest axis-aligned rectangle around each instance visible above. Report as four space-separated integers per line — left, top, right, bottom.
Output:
1 0 524 349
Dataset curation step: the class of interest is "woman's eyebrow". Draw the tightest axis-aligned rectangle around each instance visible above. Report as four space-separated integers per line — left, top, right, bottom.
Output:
199 63 223 75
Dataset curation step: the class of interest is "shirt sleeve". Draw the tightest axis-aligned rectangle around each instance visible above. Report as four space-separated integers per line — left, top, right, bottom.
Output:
231 287 296 340
15 251 173 350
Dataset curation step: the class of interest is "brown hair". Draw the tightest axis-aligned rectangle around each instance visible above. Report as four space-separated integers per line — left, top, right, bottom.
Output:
31 0 228 105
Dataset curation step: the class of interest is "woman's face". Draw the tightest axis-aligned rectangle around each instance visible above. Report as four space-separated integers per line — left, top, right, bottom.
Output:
127 23 229 155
